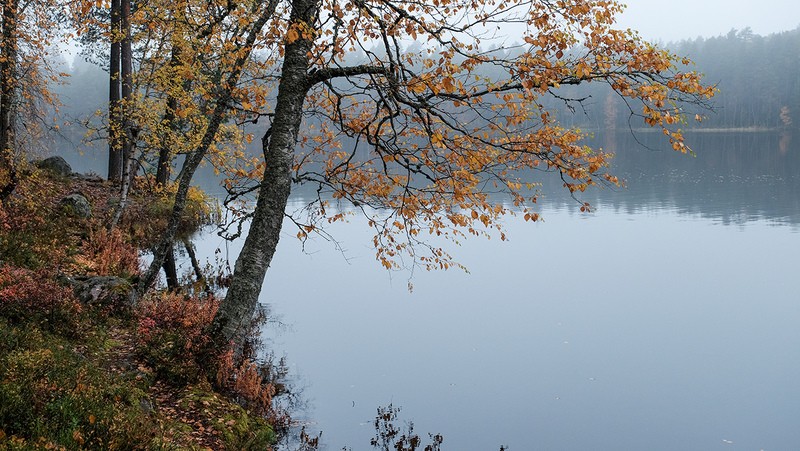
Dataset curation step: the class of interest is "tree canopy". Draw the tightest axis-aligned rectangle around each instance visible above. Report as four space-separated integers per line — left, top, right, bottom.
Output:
128 0 715 344
6 0 715 346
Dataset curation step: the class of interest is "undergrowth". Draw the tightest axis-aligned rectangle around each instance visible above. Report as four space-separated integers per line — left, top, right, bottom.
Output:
0 319 156 449
0 168 282 450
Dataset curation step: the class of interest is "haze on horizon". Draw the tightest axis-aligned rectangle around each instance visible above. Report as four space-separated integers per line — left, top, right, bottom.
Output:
617 0 799 43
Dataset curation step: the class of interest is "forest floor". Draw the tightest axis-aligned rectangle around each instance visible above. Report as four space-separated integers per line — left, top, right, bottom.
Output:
0 163 280 450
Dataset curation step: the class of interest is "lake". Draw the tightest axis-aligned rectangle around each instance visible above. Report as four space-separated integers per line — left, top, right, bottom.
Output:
188 130 799 450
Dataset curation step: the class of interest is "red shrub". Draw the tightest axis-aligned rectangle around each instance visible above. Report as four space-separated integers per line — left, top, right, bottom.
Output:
135 291 288 427
0 265 83 335
134 292 220 383
80 228 141 277
215 349 280 421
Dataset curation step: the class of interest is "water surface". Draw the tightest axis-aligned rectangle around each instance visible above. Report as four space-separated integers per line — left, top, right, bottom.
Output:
192 131 799 450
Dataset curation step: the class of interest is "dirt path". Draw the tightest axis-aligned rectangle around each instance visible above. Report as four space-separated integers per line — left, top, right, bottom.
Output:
102 327 226 450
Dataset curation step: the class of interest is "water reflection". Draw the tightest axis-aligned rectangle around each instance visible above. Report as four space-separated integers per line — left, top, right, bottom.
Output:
546 131 800 226
184 132 800 450
206 130 798 227
55 128 799 227
779 130 792 155
252 206 799 450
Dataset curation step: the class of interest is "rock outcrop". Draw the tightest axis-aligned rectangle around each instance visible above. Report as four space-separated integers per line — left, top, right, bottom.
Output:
36 156 73 177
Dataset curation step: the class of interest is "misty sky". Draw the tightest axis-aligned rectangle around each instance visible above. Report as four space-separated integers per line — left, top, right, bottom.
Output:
64 0 798 66
616 0 799 43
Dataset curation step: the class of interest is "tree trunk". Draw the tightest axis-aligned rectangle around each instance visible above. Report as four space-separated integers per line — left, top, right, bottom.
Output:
138 107 225 295
138 13 273 296
109 151 136 228
212 0 319 347
0 0 17 202
182 237 205 286
110 0 136 230
108 0 122 182
120 0 134 186
155 93 177 185
163 244 179 290
0 148 14 203
138 8 275 296
155 43 185 186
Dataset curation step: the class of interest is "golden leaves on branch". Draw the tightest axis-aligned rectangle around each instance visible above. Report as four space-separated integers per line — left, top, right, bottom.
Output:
66 0 714 275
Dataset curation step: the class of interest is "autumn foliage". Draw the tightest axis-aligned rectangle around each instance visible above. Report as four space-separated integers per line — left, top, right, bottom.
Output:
124 0 713 293
0 265 83 335
134 291 286 428
79 228 141 277
135 292 221 383
0 169 285 449
277 0 716 271
108 0 716 347
1 0 719 446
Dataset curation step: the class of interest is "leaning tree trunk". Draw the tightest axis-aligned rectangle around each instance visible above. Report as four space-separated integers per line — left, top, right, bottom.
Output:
211 0 319 348
138 100 231 295
182 237 206 289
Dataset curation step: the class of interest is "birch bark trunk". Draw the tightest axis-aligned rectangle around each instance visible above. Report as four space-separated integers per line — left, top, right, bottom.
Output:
212 0 319 346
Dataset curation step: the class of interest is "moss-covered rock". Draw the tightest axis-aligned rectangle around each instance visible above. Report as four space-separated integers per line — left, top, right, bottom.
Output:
60 193 92 218
71 276 136 312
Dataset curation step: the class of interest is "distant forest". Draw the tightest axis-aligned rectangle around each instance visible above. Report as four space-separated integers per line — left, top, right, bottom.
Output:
672 27 799 130
53 25 800 150
528 26 800 132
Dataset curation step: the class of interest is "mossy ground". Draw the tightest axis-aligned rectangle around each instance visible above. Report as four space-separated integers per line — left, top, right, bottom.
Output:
0 169 275 450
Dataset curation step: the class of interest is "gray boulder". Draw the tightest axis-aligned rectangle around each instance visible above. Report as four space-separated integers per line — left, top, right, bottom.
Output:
60 193 92 218
37 156 72 177
73 276 137 311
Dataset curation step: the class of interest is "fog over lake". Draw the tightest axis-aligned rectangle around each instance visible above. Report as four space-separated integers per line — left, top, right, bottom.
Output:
177 131 800 450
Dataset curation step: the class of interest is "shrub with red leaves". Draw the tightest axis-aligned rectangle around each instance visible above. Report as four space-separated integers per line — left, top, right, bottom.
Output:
134 291 289 429
0 265 83 335
134 292 220 383
81 228 141 278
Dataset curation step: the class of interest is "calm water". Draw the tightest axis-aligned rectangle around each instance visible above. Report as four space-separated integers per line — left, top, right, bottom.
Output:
187 131 799 450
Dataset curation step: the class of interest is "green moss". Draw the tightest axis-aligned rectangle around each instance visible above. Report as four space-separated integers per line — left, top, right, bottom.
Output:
102 338 122 352
178 385 276 450
0 320 157 450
